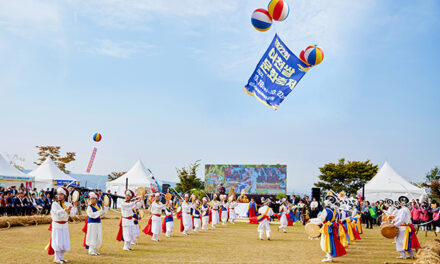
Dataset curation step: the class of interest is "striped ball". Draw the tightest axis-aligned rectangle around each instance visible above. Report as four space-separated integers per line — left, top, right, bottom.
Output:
93 133 102 142
304 45 324 66
268 0 289 22
251 8 272 32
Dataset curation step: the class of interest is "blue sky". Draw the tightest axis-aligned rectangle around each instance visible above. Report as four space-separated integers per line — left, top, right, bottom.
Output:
0 0 439 193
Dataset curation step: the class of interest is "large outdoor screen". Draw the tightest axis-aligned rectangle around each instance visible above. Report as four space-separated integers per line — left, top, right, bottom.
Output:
205 164 287 195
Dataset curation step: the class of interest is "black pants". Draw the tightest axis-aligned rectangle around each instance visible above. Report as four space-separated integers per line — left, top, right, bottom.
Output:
366 214 374 229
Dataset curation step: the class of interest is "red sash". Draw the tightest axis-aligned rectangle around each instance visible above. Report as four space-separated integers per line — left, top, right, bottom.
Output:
81 217 88 248
162 217 167 233
142 214 160 236
47 223 54 255
116 218 123 241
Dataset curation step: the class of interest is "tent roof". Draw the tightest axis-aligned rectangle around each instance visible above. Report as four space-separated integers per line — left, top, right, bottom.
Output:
107 160 155 186
0 154 31 178
28 158 76 181
364 161 426 194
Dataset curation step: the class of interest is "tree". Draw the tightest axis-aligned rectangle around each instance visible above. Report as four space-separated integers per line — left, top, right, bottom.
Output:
421 167 440 198
175 160 204 193
314 158 378 196
6 154 26 172
108 171 126 181
34 146 76 174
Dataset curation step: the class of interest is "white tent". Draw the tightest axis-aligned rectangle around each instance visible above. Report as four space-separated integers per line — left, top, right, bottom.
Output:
28 158 78 191
105 160 159 198
0 154 33 187
363 162 427 202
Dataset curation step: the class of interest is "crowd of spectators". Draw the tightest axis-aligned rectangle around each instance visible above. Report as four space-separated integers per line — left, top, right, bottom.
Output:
0 184 116 217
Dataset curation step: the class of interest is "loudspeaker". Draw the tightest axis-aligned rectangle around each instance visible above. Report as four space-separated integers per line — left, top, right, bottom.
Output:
162 184 171 194
311 187 321 201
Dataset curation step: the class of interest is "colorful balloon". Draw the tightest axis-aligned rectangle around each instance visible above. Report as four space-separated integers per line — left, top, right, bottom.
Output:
251 8 273 32
303 45 324 66
93 133 102 142
299 50 310 66
268 0 289 22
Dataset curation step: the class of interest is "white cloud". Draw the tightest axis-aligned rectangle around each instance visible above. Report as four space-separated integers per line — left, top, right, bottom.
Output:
77 39 154 58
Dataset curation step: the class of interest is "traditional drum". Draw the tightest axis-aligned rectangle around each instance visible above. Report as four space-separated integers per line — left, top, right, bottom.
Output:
71 190 80 202
136 187 146 197
103 195 110 207
381 223 398 239
305 223 321 238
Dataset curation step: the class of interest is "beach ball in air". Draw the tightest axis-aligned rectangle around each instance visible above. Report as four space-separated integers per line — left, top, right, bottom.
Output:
251 8 273 32
268 0 289 22
93 133 102 142
303 45 324 66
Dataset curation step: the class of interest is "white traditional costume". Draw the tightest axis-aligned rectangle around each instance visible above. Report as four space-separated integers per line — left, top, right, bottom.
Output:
193 201 202 232
143 193 165 241
48 187 71 263
181 195 193 235
84 192 108 255
201 198 210 230
228 200 238 224
278 199 288 232
257 201 274 240
164 206 174 237
211 199 220 228
116 190 143 251
220 200 228 225
392 196 420 259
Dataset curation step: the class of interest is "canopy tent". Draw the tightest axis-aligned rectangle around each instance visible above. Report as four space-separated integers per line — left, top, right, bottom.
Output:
28 158 78 191
105 160 159 198
363 161 427 202
0 154 33 187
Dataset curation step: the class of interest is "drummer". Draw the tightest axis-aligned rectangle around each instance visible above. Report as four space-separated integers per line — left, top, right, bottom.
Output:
392 196 420 259
309 196 346 262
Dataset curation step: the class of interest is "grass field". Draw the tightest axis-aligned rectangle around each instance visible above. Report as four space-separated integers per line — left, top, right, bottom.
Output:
0 211 432 264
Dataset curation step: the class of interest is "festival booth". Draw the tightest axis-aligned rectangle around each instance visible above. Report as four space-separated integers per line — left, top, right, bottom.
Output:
105 160 159 204
28 158 79 191
0 154 34 188
363 161 427 202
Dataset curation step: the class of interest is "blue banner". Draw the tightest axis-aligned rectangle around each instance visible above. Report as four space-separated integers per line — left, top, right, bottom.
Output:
244 34 310 110
53 179 80 187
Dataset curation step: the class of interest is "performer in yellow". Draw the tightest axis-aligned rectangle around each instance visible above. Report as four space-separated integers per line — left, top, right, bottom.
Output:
257 200 274 240
392 196 420 259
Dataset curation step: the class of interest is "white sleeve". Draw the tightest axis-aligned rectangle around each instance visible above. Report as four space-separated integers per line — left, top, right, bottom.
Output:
51 203 68 218
87 206 102 219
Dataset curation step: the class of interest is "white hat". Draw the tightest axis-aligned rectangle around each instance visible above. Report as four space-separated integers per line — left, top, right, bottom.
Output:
281 198 286 203
89 192 98 199
154 193 160 197
202 197 207 202
57 187 69 197
125 189 135 198
184 193 189 198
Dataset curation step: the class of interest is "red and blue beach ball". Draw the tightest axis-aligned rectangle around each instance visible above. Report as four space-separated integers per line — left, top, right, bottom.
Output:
251 8 273 32
268 0 289 22
303 45 324 66
93 133 102 142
